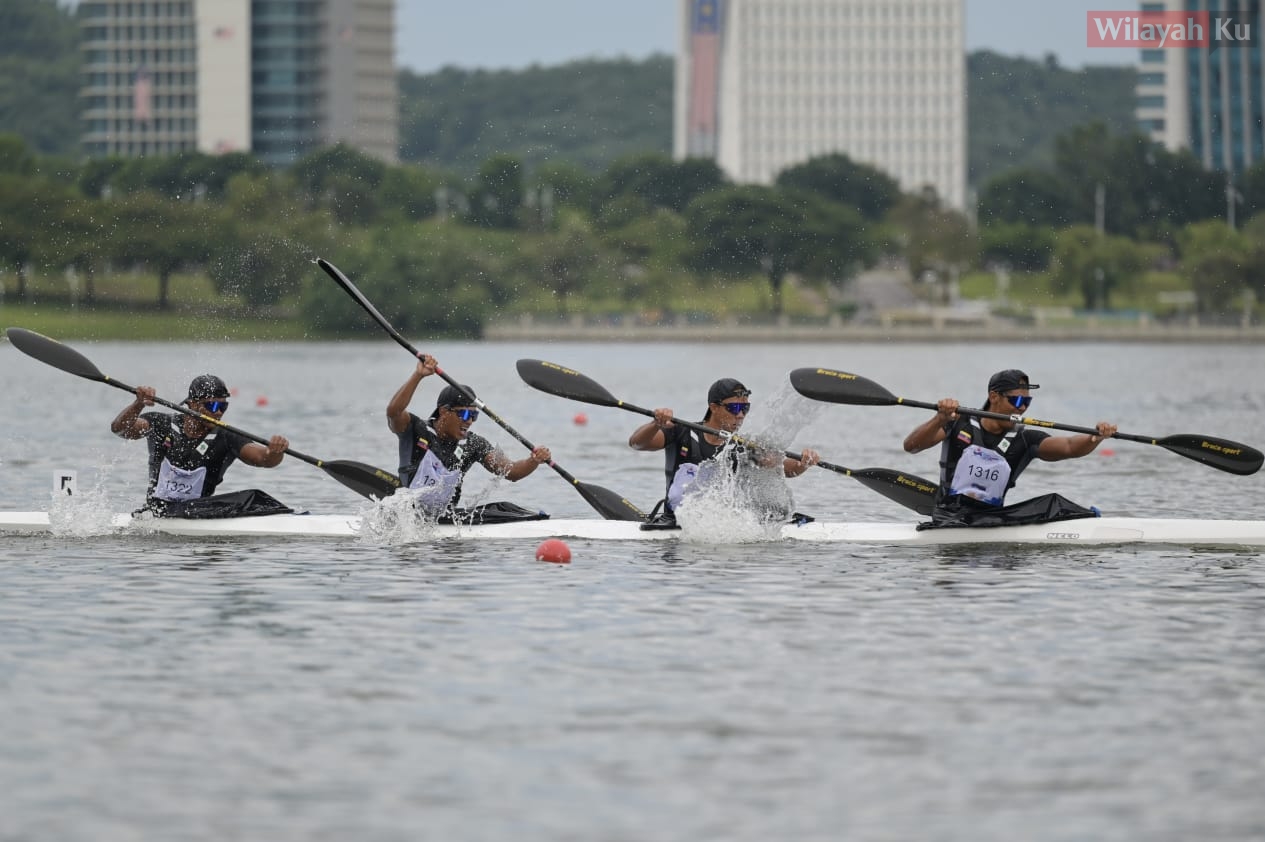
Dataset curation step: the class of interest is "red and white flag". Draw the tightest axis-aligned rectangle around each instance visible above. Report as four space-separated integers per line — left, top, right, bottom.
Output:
688 0 723 156
133 66 153 122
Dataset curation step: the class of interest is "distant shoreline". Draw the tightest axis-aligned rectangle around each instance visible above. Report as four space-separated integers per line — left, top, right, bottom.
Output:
482 321 1265 343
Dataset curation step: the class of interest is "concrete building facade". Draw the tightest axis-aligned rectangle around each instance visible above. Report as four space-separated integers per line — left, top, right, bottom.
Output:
674 0 967 209
79 0 397 166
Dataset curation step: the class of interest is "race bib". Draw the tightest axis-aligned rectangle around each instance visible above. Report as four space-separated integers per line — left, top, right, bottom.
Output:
154 459 208 501
949 445 1012 506
408 448 463 510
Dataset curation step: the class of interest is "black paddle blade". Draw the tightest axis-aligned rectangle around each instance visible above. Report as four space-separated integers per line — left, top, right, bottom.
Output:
575 481 646 521
790 367 898 406
851 468 938 516
6 327 107 383
1157 434 1264 476
322 460 402 500
517 359 621 408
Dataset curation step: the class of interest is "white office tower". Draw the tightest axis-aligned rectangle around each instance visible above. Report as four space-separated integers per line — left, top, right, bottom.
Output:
675 0 966 210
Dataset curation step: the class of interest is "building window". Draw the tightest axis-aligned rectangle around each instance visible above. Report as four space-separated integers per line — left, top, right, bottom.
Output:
1137 95 1166 108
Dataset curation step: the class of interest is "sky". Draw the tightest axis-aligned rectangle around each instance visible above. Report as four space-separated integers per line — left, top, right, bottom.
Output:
395 0 1144 75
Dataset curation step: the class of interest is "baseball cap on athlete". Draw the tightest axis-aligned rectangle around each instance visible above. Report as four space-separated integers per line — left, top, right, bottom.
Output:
436 383 478 409
707 378 752 405
987 369 1039 393
185 374 230 404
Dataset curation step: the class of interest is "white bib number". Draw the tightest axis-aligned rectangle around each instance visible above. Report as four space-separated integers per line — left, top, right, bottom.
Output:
154 459 208 502
949 445 1012 506
408 449 463 510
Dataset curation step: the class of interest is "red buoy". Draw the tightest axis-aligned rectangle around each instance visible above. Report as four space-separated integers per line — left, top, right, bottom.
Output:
573 412 588 426
535 538 572 564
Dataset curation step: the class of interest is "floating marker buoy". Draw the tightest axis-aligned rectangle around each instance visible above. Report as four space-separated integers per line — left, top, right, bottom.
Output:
535 538 571 564
255 395 269 407
1099 449 1115 456
573 412 588 426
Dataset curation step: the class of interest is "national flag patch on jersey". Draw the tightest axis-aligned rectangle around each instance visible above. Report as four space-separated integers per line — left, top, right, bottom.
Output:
956 429 972 445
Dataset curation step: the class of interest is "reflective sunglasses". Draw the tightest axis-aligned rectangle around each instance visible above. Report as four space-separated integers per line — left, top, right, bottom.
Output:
452 408 479 422
202 400 229 413
1004 394 1032 411
722 401 751 415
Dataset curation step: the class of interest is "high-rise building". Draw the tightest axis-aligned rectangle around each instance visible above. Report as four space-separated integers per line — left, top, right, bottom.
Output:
674 0 967 210
1136 0 1263 176
79 0 397 166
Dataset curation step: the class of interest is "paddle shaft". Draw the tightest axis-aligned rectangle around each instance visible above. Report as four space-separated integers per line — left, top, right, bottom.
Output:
897 397 1161 446
319 259 575 479
317 259 644 519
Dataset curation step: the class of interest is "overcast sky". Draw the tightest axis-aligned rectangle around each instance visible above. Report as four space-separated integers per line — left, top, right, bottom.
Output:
395 0 1142 74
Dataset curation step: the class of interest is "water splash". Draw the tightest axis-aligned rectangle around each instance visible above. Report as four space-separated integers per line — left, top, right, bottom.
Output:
47 476 122 537
675 450 794 544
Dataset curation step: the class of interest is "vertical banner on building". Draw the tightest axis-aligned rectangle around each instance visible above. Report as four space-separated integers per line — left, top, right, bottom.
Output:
133 65 153 123
688 0 723 157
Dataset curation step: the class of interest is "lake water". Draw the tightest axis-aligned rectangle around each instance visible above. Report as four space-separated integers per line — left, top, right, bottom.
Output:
2 338 1264 841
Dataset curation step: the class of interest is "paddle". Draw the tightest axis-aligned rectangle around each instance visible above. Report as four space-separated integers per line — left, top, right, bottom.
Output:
516 358 938 516
790 367 1265 477
316 258 645 521
5 327 402 500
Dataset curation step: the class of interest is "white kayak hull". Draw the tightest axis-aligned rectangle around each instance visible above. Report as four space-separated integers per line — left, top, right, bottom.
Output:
2 511 1264 546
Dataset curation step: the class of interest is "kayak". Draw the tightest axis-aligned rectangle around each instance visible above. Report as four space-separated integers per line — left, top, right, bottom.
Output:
2 511 1264 546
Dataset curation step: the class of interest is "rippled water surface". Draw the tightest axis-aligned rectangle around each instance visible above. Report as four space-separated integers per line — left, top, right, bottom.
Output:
2 339 1264 841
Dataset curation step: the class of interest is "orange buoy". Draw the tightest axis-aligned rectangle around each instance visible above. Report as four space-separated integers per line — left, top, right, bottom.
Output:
535 538 572 564
573 412 588 425
255 395 269 407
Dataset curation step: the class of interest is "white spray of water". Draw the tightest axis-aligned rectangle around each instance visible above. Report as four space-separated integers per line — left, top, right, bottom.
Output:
354 471 509 544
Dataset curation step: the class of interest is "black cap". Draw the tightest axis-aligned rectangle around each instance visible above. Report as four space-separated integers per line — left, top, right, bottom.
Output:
707 378 751 404
185 374 230 403
436 383 478 408
988 369 1039 393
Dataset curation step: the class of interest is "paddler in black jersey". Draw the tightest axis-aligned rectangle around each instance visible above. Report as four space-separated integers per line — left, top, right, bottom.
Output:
387 355 552 522
628 377 820 530
110 374 290 517
902 368 1118 528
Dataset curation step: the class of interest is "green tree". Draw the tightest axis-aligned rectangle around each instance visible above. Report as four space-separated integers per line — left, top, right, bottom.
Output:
976 168 1076 228
105 191 212 309
1049 225 1150 310
887 189 977 290
467 154 524 229
1176 220 1262 316
978 222 1057 272
684 185 874 315
597 153 726 214
0 0 80 157
775 153 900 221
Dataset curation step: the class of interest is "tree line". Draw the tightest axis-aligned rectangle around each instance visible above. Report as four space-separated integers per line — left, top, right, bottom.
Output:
3 122 1264 333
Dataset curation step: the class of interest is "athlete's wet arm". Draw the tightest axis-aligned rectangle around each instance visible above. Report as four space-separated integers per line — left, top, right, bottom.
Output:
111 386 156 439
1037 422 1117 461
387 357 438 433
904 399 958 453
782 448 820 477
485 446 550 481
239 435 288 468
629 408 673 451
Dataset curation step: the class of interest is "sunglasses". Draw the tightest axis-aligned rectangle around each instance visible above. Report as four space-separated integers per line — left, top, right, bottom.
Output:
1003 394 1032 411
451 408 479 422
202 400 229 413
722 402 751 415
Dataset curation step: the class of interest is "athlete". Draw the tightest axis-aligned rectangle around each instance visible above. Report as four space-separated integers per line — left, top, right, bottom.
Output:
902 369 1117 527
387 355 551 516
111 374 289 515
628 377 820 529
